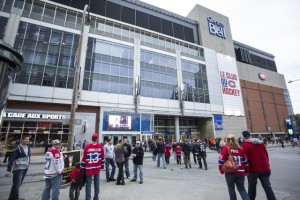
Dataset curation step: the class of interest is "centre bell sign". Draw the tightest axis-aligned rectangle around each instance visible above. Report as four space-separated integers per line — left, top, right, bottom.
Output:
207 17 226 39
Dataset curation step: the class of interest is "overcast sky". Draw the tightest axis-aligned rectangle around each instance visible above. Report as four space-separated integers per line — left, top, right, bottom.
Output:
140 0 300 114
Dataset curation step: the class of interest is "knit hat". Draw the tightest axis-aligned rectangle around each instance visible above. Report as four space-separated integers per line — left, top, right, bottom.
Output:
242 131 251 138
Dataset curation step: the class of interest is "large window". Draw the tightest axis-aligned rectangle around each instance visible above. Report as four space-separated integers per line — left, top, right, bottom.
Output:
0 16 8 39
0 120 69 147
13 22 79 88
85 38 134 95
181 60 209 103
140 50 178 100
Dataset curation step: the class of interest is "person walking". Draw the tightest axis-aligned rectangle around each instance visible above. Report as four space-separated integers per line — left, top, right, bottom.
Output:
182 139 192 168
123 138 132 179
218 134 250 200
115 140 127 185
164 141 172 165
5 135 31 200
81 133 105 200
104 138 116 182
156 137 166 169
150 139 157 161
3 138 16 163
242 131 276 200
174 143 182 164
131 141 144 184
42 139 65 200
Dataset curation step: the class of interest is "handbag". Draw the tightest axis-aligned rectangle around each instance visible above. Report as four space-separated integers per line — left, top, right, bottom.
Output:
221 146 239 173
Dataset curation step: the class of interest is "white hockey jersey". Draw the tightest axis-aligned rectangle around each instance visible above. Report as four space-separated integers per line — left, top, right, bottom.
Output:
44 148 64 179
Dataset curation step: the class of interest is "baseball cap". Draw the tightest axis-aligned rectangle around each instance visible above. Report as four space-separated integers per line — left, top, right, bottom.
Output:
92 133 99 139
52 139 61 145
242 131 251 138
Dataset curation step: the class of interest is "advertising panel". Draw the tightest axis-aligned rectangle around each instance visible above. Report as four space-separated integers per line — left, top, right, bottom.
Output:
217 54 245 116
62 150 81 185
214 116 223 130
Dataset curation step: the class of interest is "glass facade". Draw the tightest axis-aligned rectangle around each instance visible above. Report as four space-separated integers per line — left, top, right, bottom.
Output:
140 50 178 99
0 120 69 147
181 60 209 103
0 16 8 40
85 38 134 95
13 21 79 88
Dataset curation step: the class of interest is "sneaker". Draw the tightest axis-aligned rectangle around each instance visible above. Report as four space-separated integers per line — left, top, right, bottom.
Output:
106 179 110 182
131 179 137 182
116 182 121 185
139 181 143 184
109 178 116 181
163 167 166 169
127 176 130 179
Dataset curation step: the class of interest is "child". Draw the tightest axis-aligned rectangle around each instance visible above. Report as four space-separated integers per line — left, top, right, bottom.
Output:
175 143 182 165
69 162 82 200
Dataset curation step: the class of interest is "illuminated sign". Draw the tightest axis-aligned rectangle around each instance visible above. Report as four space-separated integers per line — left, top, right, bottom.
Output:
4 112 66 120
207 17 226 39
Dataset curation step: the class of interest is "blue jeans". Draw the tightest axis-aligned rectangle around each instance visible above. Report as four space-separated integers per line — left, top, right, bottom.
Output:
152 152 156 161
105 158 116 180
85 174 100 200
8 168 28 200
124 157 130 178
133 164 144 181
157 153 166 168
42 174 62 200
247 172 276 200
225 173 250 200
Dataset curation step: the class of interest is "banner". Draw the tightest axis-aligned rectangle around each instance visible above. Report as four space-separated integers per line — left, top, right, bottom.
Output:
62 150 81 185
214 116 223 130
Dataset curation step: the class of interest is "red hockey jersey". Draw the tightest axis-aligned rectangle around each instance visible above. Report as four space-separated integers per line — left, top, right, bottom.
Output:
218 146 249 176
80 142 105 176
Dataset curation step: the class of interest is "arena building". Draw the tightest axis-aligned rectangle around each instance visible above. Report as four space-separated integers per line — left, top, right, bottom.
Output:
0 0 294 152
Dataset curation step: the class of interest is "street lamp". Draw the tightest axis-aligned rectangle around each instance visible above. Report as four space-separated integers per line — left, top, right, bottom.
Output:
67 4 90 151
288 79 300 83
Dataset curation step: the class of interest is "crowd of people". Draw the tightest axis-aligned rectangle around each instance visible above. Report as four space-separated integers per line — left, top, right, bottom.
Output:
3 131 299 200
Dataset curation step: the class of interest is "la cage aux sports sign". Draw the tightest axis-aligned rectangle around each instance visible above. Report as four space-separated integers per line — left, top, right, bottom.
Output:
4 112 66 120
220 71 240 96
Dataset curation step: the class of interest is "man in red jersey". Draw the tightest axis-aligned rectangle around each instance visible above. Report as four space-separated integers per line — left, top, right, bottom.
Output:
242 131 276 200
81 133 105 200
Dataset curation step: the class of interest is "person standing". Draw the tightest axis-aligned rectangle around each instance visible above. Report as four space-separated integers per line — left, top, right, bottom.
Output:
3 138 16 163
104 138 116 182
122 138 132 179
242 131 276 200
81 133 105 200
5 135 31 200
150 139 157 161
218 134 250 200
42 139 65 200
115 140 127 185
69 162 82 200
131 141 144 184
182 139 192 168
198 139 208 170
156 137 166 169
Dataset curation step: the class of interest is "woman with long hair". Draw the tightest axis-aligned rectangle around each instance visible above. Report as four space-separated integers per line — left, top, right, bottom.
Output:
218 134 250 200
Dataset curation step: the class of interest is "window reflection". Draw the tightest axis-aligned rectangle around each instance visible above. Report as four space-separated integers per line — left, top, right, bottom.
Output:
181 60 209 103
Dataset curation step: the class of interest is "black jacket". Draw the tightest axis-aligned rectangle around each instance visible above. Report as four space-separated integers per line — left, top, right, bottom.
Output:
156 141 165 154
182 143 191 155
123 143 132 158
132 146 144 165
7 144 31 172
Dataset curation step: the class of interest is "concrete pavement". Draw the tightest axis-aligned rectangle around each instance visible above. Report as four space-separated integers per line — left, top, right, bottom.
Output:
0 142 296 200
